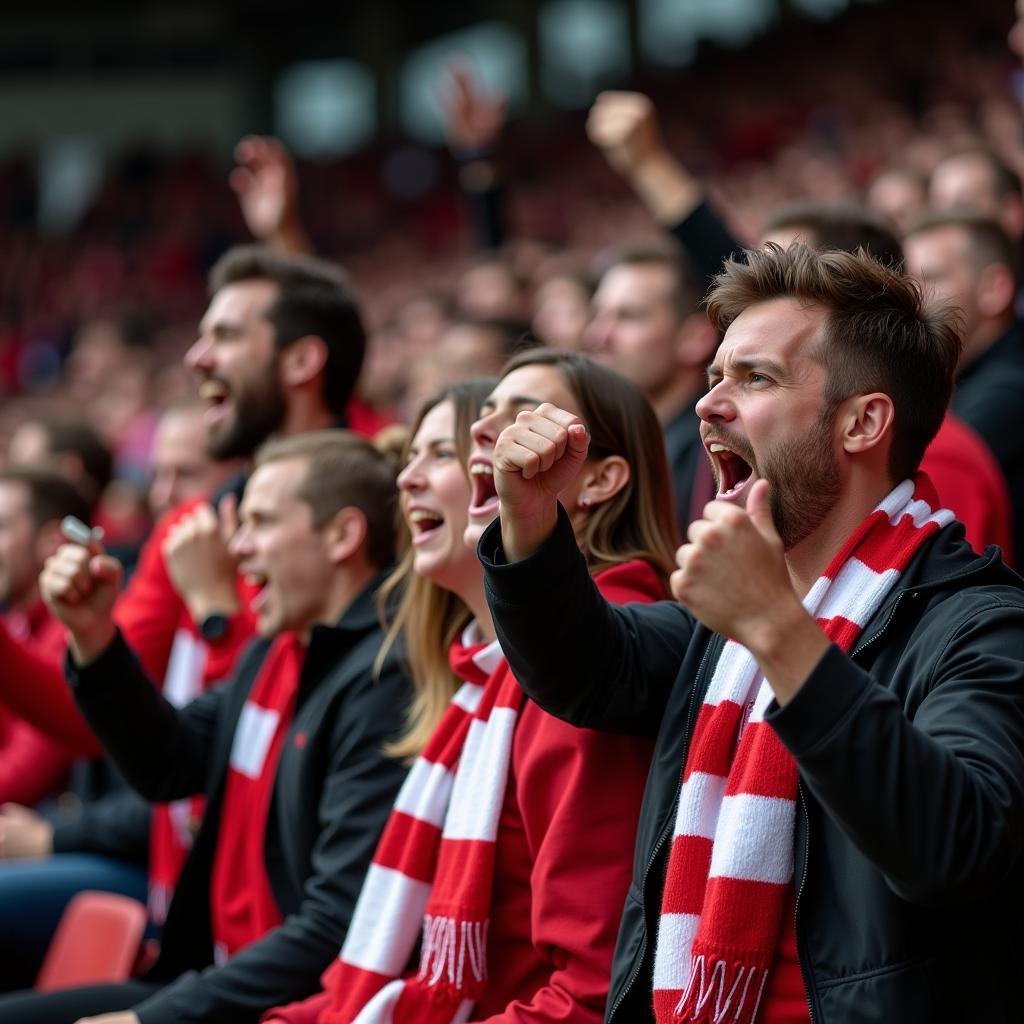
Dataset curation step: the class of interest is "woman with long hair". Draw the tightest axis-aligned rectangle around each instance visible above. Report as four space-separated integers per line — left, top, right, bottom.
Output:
266 351 678 1024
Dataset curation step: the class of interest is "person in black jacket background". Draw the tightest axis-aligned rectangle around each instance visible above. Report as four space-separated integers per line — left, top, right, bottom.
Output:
0 430 412 1024
480 245 1024 1023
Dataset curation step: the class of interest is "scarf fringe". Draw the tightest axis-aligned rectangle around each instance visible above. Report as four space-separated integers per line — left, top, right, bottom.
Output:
673 955 769 1024
417 913 490 998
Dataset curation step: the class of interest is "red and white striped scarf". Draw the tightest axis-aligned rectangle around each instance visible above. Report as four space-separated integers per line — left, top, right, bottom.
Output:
653 475 953 1024
318 626 511 1024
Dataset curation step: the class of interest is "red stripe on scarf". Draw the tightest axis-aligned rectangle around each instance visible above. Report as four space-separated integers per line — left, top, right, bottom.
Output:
374 814 444 881
654 475 953 1024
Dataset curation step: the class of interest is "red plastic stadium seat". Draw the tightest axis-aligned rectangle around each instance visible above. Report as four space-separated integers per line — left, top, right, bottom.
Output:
35 890 148 992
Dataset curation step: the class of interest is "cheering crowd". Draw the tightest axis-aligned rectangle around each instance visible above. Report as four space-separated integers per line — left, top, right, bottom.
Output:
0 1 1023 1022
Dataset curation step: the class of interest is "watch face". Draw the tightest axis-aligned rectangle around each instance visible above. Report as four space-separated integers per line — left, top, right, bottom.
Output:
201 614 229 641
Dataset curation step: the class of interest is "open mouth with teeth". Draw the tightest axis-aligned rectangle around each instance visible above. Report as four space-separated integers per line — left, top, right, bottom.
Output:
708 442 756 499
469 462 499 519
243 569 271 614
407 508 445 546
198 379 231 423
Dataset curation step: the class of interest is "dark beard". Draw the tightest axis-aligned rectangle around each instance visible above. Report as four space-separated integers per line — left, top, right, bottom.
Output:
204 366 286 461
763 409 841 549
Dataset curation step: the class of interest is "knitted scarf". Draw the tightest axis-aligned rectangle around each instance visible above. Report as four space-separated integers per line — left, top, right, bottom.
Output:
652 475 953 1024
318 627 512 1024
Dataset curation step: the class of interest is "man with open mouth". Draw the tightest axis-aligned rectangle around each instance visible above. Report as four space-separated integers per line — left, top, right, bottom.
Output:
480 243 1024 1024
0 244 371 986
17 430 411 1024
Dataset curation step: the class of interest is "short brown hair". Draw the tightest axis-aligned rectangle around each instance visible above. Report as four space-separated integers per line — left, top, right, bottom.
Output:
706 243 962 483
0 466 91 531
254 429 397 568
762 202 904 270
904 210 1020 284
209 245 366 417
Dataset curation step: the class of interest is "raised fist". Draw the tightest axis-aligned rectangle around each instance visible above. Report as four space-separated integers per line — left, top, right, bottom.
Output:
586 91 665 180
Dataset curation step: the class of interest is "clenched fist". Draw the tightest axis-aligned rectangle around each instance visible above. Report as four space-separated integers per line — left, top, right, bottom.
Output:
493 403 590 561
39 538 121 664
163 497 241 624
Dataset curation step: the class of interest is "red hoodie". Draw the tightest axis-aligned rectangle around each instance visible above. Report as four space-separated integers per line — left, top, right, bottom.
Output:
268 559 663 1024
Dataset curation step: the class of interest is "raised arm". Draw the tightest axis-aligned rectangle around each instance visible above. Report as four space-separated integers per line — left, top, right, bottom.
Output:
40 536 221 801
480 404 695 735
230 135 313 256
588 90 746 291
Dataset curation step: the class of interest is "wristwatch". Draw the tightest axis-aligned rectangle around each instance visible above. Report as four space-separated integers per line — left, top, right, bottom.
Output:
199 612 230 642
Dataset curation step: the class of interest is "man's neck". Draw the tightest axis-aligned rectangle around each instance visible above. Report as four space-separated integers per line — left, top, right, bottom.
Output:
280 399 338 439
309 562 377 642
5 585 40 617
783 477 896 596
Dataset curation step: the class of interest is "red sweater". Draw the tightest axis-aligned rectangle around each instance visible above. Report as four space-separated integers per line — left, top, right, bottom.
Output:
269 559 663 1024
0 600 74 806
923 413 1013 563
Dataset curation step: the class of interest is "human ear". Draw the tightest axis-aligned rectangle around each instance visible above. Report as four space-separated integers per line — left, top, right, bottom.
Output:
839 392 894 455
577 455 631 508
280 336 329 388
675 313 718 370
324 506 368 565
976 262 1016 319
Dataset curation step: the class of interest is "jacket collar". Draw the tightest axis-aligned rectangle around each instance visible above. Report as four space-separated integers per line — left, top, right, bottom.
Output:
854 522 1023 648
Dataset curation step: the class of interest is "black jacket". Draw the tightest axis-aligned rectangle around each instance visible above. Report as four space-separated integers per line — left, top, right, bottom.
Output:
951 321 1024 565
66 575 411 1024
480 509 1024 1023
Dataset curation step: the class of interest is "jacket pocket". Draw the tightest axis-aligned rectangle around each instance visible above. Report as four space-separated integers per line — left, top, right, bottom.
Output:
816 954 948 1024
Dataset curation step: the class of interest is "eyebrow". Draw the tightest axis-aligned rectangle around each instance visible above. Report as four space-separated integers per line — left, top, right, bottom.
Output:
706 356 788 384
482 393 546 409
409 435 455 453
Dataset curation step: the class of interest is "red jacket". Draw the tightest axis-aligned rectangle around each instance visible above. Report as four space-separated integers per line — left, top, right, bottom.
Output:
270 559 663 1024
923 413 1013 564
0 600 74 805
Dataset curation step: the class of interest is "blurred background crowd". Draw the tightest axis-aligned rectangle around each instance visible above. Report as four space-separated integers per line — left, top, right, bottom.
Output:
0 0 1017 552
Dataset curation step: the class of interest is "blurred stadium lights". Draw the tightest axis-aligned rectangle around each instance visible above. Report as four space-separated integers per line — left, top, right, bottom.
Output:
399 21 527 144
640 0 779 66
275 60 377 157
540 0 631 108
37 137 103 233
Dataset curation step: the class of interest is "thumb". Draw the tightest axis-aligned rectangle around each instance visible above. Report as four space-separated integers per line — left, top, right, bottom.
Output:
747 480 779 542
89 555 123 588
218 492 240 544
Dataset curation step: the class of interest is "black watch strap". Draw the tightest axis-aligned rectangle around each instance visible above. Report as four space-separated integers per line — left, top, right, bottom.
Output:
199 612 230 641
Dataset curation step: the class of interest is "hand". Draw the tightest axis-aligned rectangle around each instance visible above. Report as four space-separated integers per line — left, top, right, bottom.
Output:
229 135 311 254
493 403 590 561
40 537 121 664
442 63 507 152
163 497 241 624
587 91 667 179
586 91 700 225
75 1013 140 1024
0 803 54 859
671 481 828 704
